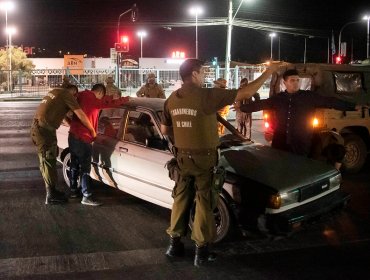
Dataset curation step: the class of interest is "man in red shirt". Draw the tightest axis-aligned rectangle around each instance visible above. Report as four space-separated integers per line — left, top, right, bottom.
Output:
68 83 130 206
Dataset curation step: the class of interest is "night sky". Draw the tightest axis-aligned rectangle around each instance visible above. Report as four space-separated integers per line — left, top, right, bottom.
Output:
6 0 370 63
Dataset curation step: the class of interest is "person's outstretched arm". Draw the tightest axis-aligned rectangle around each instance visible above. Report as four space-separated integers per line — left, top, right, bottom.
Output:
235 61 282 102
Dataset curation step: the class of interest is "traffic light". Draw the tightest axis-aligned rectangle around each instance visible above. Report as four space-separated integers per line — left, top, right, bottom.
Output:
335 55 342 64
115 35 129 52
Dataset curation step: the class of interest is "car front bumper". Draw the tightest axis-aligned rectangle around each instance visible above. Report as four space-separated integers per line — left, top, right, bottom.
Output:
265 190 351 233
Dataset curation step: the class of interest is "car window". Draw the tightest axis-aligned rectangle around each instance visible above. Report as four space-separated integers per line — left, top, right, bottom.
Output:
124 111 165 149
97 108 125 138
333 72 363 94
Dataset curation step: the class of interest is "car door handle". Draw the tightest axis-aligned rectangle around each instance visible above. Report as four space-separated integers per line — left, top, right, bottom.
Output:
119 147 128 153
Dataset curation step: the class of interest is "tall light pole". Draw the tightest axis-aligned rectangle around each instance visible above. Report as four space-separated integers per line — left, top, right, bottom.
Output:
304 37 307 63
0 1 15 91
269 32 276 60
5 26 15 91
303 36 314 64
338 21 360 57
116 4 138 88
225 0 254 86
137 30 147 58
189 6 203 59
363 15 370 58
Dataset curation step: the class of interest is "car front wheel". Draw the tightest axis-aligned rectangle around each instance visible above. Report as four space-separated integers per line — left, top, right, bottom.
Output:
189 196 230 243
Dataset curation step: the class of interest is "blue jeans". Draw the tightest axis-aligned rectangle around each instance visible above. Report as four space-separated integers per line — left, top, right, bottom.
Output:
68 134 92 197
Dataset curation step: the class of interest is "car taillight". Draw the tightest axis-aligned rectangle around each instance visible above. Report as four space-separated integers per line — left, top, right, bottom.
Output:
264 113 270 129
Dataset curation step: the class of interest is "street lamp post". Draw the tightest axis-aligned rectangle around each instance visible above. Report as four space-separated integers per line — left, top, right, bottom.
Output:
338 20 361 57
269 32 276 60
0 1 15 91
116 3 138 88
225 0 252 86
189 6 203 59
303 36 314 64
137 31 147 58
5 26 15 91
363 15 370 58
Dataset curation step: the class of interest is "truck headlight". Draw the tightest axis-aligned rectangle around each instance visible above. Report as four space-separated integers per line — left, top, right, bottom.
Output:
268 189 300 209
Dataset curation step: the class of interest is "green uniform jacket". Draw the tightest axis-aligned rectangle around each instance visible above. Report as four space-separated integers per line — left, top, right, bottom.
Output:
163 83 237 149
136 83 166 98
34 88 80 129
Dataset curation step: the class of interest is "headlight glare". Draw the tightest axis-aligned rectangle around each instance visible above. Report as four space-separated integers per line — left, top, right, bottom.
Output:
268 194 281 209
269 189 300 209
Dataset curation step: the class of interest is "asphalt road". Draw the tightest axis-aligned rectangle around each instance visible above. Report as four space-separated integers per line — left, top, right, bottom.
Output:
0 101 369 280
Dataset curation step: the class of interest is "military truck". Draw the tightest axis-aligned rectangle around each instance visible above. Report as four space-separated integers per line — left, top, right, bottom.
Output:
264 63 370 173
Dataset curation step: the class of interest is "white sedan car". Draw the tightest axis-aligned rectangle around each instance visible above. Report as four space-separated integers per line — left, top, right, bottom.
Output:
57 98 350 242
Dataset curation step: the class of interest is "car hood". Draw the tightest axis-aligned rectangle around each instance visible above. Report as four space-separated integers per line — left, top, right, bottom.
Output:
219 143 338 192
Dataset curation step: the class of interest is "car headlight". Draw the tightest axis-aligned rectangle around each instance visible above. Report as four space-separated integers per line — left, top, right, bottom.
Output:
268 174 341 210
329 173 342 189
268 189 300 209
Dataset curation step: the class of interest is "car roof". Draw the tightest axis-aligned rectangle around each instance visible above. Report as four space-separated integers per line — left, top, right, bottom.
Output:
121 97 165 112
277 63 370 75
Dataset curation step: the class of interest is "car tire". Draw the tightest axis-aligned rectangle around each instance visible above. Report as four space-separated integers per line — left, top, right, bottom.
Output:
343 134 367 173
62 152 72 188
189 196 230 243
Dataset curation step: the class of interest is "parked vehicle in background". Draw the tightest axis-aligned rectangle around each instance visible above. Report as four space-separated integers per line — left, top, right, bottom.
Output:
57 98 350 242
264 63 370 173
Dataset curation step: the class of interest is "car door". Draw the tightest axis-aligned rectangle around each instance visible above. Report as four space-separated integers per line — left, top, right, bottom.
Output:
94 108 175 209
114 109 174 208
91 108 126 187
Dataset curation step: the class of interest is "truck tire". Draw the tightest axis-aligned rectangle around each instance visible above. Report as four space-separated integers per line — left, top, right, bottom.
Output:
189 197 230 243
343 134 367 173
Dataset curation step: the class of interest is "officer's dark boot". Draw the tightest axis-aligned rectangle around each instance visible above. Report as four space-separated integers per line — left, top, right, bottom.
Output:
194 244 217 267
165 236 184 258
69 168 80 198
45 187 68 205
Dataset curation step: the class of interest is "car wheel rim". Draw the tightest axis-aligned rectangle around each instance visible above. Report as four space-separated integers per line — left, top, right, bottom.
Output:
213 207 223 234
62 154 72 188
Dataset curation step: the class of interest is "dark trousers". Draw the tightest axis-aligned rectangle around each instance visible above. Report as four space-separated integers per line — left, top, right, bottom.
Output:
68 134 92 197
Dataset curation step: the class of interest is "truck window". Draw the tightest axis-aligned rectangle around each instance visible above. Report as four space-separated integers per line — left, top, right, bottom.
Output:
334 72 362 94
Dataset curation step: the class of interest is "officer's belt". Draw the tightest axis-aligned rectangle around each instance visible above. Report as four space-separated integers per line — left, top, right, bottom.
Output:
176 147 217 156
33 119 55 131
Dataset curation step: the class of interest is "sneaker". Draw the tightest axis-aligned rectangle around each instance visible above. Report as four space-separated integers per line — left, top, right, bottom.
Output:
81 196 102 206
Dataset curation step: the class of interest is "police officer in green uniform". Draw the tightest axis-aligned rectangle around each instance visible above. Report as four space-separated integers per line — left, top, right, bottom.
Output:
161 59 281 267
136 72 166 98
30 85 96 205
